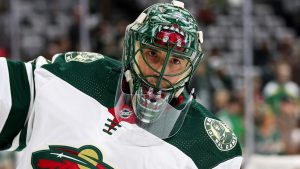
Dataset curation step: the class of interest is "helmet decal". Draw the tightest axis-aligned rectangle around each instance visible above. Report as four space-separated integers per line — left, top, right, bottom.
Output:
154 24 186 52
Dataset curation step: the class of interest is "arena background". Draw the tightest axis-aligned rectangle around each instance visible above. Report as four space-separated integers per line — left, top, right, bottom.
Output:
0 0 300 168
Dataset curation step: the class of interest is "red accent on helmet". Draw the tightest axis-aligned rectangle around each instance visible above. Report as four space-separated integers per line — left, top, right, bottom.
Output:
154 24 186 52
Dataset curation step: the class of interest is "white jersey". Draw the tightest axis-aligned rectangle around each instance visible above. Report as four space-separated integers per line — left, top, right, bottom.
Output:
0 52 242 169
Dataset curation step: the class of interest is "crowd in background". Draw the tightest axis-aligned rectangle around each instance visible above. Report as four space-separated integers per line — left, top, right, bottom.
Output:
0 0 300 168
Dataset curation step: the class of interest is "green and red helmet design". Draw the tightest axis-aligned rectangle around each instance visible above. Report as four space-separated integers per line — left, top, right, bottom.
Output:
154 24 186 52
123 1 204 94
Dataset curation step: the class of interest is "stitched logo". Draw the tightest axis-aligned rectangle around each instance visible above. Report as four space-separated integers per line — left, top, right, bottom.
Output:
65 52 104 63
204 117 237 151
31 145 114 169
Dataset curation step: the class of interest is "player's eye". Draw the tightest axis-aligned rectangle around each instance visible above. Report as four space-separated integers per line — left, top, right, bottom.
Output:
144 49 160 64
170 58 182 65
147 50 158 58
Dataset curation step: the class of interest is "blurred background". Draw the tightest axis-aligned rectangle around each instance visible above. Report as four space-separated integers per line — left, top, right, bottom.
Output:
0 0 300 168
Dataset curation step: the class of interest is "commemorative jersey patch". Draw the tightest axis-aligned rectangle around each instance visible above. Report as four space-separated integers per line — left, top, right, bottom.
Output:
204 117 237 151
65 52 104 63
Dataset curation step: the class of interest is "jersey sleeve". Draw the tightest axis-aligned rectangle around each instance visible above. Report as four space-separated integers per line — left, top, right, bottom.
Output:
0 56 49 151
166 100 243 169
212 156 243 169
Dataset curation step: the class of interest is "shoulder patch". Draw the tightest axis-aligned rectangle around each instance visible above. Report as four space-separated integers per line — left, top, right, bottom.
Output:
65 52 104 63
204 117 237 151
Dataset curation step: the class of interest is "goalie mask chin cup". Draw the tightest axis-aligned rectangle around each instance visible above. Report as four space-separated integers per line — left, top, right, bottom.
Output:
114 74 194 139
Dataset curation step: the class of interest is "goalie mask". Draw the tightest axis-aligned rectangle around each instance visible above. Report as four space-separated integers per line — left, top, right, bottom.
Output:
114 1 204 139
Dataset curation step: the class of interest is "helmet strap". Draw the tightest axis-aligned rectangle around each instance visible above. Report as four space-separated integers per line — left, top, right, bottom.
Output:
125 70 134 95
